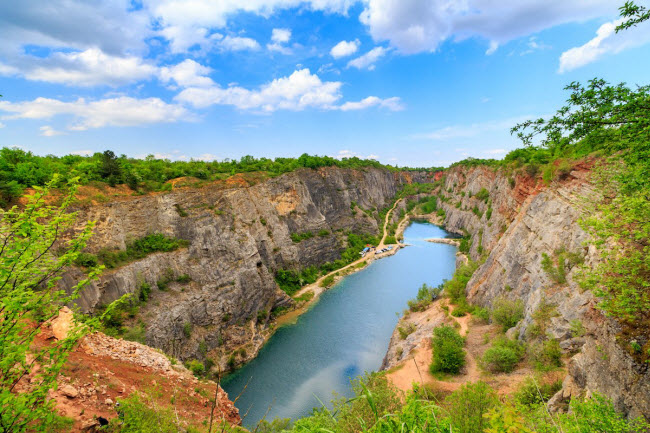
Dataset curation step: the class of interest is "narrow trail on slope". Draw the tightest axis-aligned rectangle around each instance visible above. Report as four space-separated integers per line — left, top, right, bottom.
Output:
292 198 404 300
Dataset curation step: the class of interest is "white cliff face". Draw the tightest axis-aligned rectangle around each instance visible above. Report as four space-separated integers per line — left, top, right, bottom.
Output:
436 164 650 419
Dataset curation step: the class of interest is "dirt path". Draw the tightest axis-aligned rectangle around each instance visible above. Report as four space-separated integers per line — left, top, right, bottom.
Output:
386 302 481 394
292 198 404 301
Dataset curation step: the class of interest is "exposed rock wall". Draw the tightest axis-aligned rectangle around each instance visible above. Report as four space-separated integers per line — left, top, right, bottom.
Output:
63 167 428 370
435 164 649 419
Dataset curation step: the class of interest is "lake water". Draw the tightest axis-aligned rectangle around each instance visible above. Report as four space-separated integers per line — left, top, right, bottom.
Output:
222 222 457 427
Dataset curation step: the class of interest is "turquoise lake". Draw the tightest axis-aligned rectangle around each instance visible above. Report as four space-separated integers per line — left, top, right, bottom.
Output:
222 222 457 428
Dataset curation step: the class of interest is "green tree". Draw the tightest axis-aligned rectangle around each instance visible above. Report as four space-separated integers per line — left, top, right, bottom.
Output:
98 150 123 186
0 177 101 432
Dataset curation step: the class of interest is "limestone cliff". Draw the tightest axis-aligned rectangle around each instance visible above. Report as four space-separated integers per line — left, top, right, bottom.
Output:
62 167 430 371
431 163 649 419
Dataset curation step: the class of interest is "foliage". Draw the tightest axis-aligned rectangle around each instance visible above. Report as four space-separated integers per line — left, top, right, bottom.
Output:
443 260 478 304
0 149 414 206
616 1 650 32
397 322 416 340
514 375 563 407
97 233 189 269
481 336 525 373
0 178 101 433
186 360 205 378
444 381 498 433
474 188 490 202
430 325 465 374
491 297 524 332
528 339 563 371
407 283 441 312
290 231 314 243
485 404 534 433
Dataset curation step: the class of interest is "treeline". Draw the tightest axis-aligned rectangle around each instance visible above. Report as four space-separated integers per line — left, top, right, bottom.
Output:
0 148 439 207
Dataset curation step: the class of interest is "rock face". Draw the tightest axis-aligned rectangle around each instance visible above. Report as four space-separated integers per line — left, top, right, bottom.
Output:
434 164 650 420
61 167 431 370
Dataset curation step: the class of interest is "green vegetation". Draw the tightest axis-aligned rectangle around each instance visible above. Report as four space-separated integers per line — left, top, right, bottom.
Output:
397 322 416 340
94 233 189 269
474 187 490 202
290 231 314 243
0 178 106 433
481 336 525 373
430 324 465 374
446 382 498 433
0 149 416 207
407 283 442 312
491 297 524 332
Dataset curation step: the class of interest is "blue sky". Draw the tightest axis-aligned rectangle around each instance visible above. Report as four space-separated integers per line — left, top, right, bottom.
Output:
1 0 649 167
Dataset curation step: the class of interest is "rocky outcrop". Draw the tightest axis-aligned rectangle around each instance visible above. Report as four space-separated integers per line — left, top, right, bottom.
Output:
62 167 431 371
433 163 650 419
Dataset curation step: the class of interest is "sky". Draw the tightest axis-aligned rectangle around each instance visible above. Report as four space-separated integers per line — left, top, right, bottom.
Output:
1 1 649 168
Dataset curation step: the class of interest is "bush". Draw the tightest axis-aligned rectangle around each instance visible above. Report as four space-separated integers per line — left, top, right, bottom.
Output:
186 359 204 377
443 260 478 304
481 337 525 373
445 382 498 433
318 229 330 237
182 322 192 338
97 233 189 269
430 325 465 374
514 376 563 406
398 322 416 339
529 339 563 371
74 252 98 268
384 235 397 244
474 188 490 202
491 297 524 332
472 307 490 323
407 283 441 312
290 231 314 243
319 275 335 288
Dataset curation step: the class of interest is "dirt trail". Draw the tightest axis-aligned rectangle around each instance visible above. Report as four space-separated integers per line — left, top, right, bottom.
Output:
386 302 480 394
292 198 404 301
386 301 540 397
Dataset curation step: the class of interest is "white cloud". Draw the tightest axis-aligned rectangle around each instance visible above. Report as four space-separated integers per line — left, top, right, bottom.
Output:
39 125 66 137
484 148 507 155
176 69 342 111
0 122 5 128
0 97 191 131
271 28 292 43
217 35 261 51
175 68 402 113
159 59 214 88
520 36 551 56
411 115 536 141
347 46 388 70
194 153 219 161
0 48 157 87
335 149 379 160
330 39 360 58
339 96 403 111
559 18 650 73
485 41 499 55
359 0 616 54
267 28 293 54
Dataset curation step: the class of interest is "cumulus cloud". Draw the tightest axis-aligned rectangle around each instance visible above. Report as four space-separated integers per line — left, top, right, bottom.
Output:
216 34 261 51
175 68 402 113
267 28 293 54
339 96 403 111
360 0 616 54
330 39 360 58
347 47 388 70
159 59 214 88
0 48 157 87
559 18 650 73
39 125 66 137
411 115 536 141
0 96 191 131
176 68 342 111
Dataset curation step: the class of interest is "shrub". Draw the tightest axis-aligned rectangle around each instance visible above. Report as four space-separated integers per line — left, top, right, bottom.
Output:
74 252 98 268
290 231 314 243
491 297 524 332
174 203 188 217
472 307 490 323
541 252 567 284
97 233 189 269
175 274 191 284
407 283 441 312
398 322 416 340
182 322 192 338
481 337 525 373
256 310 268 323
186 359 204 377
474 188 490 202
319 275 335 288
529 339 563 371
384 235 397 244
445 382 498 433
138 282 151 302
514 376 563 406
317 229 330 237
430 325 465 374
